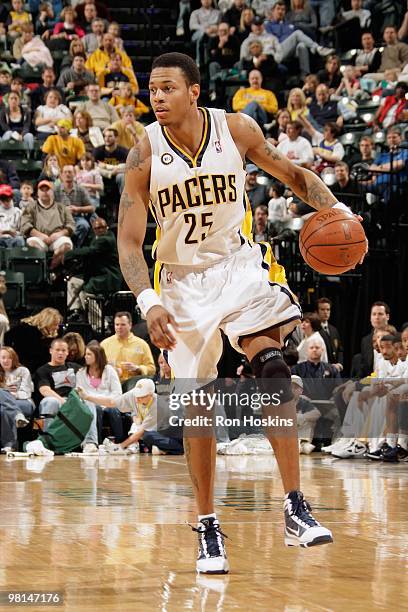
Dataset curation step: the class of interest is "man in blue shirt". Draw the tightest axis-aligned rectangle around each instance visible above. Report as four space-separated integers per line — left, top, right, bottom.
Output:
264 0 333 77
368 128 408 196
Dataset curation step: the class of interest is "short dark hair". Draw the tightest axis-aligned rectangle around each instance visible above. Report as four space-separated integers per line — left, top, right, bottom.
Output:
151 52 200 86
317 297 332 307
73 53 86 61
115 311 132 323
50 338 68 349
380 334 395 343
392 333 402 344
303 312 322 332
371 301 390 315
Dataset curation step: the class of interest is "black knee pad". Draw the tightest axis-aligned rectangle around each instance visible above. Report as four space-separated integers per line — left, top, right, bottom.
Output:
250 348 293 404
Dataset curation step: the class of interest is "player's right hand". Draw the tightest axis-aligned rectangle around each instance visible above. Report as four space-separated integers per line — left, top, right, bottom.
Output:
146 306 180 350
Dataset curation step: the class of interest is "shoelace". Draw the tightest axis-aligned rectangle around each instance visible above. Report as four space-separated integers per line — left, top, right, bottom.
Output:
289 494 318 528
188 522 229 557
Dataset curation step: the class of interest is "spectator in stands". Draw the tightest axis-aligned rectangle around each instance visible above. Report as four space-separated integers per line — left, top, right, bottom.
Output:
0 159 20 191
51 6 85 45
108 81 149 120
189 0 221 66
236 7 255 44
98 51 139 97
286 0 318 40
0 346 34 424
317 55 342 93
373 82 408 129
60 38 87 72
0 91 34 153
62 332 85 365
287 87 313 122
0 184 24 248
354 31 381 77
3 77 31 111
232 69 278 128
368 127 408 194
296 312 329 363
252 204 272 243
57 53 95 94
78 0 97 34
359 301 391 377
110 107 144 150
309 0 335 30
54 164 95 246
4 307 62 374
264 1 333 78
268 108 290 144
223 0 246 34
331 161 360 210
291 375 320 454
277 120 314 167
342 0 371 29
0 274 9 345
38 153 60 183
366 25 408 82
316 297 344 367
35 2 56 38
30 67 64 109
0 371 31 453
333 64 363 99
21 179 74 267
291 337 341 401
300 116 344 173
12 23 53 70
35 338 80 429
240 40 280 85
79 83 118 130
19 181 35 211
107 22 124 52
240 15 281 62
64 216 122 319
101 311 156 385
348 135 375 167
43 119 86 169
267 181 290 234
6 0 32 39
208 21 240 100
85 32 132 77
71 109 104 153
83 17 105 55
75 153 103 208
245 163 268 211
34 88 71 141
308 83 341 128
0 70 11 96
94 127 128 194
75 342 124 450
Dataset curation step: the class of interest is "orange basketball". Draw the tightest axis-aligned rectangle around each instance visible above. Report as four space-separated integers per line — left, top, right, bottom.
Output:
299 208 367 275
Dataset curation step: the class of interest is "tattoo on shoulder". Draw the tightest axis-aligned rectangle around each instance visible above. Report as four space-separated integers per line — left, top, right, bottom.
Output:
118 190 133 228
264 140 282 161
126 146 145 172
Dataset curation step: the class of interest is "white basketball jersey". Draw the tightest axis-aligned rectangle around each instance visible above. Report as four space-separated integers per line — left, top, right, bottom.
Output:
146 107 248 267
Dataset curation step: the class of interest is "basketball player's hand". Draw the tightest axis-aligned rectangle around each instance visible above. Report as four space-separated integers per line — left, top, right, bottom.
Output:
146 306 180 350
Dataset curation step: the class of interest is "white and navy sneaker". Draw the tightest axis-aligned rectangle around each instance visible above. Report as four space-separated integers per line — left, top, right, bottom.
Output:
190 517 229 574
284 491 333 548
332 440 367 459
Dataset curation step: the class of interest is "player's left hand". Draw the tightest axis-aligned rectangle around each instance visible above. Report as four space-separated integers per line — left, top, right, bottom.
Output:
146 305 180 350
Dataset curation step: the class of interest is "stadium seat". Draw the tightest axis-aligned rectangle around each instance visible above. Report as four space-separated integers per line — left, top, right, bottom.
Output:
0 140 29 159
11 159 43 181
4 246 48 286
2 270 25 309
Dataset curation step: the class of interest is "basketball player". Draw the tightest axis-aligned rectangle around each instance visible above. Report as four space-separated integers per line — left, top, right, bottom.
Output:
118 53 360 574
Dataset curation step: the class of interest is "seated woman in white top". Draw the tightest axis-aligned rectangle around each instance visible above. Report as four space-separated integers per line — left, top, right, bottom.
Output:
0 346 34 421
296 313 329 363
76 342 122 453
34 88 71 141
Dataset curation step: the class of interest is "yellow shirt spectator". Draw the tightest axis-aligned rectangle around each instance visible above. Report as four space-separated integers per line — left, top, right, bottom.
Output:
42 127 86 169
232 86 278 115
109 93 149 118
8 9 31 36
98 66 139 94
110 117 144 150
86 46 133 77
101 332 156 381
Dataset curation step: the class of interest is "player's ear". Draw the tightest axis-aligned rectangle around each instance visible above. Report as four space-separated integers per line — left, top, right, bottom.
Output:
190 83 200 103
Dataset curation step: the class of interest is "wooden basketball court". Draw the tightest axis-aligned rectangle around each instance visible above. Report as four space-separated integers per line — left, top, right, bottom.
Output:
0 453 407 611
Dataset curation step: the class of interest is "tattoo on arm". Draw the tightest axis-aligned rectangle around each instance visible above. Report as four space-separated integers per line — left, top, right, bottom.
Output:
118 190 133 228
264 140 282 161
300 170 337 210
125 145 145 172
120 251 151 297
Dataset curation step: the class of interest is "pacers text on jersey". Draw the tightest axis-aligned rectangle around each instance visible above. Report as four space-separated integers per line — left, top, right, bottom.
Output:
158 173 237 217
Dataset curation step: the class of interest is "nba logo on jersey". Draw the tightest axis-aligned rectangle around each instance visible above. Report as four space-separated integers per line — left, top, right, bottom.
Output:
214 140 222 153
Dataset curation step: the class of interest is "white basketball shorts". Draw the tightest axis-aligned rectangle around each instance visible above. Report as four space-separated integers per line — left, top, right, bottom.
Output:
159 242 302 380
